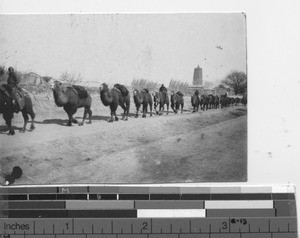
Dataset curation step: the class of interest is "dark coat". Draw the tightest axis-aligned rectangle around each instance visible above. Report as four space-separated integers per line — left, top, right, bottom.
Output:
159 85 167 92
7 72 20 87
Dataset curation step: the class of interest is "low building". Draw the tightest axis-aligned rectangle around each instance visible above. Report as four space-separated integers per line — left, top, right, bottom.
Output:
213 84 229 96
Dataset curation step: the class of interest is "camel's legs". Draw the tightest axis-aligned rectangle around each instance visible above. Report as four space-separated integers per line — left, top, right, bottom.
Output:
114 111 119 121
155 103 159 115
28 107 35 130
79 108 87 126
3 112 15 135
149 102 153 116
122 108 128 120
108 103 118 122
125 103 130 120
135 104 140 118
21 110 29 132
80 107 92 125
120 103 129 121
108 110 114 122
64 105 77 126
67 115 73 126
123 109 127 120
166 103 169 115
154 100 160 115
171 103 174 113
119 105 126 120
159 104 164 115
142 104 146 118
87 108 92 124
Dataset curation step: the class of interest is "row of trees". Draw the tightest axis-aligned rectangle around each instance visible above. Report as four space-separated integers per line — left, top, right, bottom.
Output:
131 79 159 92
131 70 247 95
131 78 190 94
1 64 247 96
168 79 189 94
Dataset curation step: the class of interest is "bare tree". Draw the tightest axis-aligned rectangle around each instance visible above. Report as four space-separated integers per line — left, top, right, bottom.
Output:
168 79 189 94
131 79 158 92
60 72 85 86
222 70 247 95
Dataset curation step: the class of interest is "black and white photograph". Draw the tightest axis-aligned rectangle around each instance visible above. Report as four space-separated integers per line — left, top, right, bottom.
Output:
0 13 247 184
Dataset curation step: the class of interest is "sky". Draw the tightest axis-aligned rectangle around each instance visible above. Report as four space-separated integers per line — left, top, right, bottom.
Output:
0 13 247 86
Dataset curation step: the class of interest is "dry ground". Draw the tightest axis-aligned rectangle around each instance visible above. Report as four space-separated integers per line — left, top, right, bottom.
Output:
0 93 247 184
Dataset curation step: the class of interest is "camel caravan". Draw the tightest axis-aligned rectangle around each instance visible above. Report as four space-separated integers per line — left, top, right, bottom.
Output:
0 67 247 135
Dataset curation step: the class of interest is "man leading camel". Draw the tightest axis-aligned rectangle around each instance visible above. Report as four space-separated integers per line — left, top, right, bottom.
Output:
7 67 23 112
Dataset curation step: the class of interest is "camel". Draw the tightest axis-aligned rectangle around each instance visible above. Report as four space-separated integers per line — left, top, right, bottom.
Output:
200 95 209 111
170 91 184 114
220 95 231 108
51 81 92 126
0 84 35 135
208 94 216 109
99 83 130 122
191 90 200 112
133 89 153 118
153 91 169 115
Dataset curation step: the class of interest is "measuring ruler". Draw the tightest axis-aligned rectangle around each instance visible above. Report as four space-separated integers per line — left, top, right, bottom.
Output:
0 185 298 238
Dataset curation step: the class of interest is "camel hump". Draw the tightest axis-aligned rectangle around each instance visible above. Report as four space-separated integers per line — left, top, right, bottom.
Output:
72 85 88 98
176 91 183 97
114 84 129 97
141 88 149 94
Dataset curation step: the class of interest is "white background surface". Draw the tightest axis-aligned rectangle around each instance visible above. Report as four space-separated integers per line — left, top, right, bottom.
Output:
1 0 300 227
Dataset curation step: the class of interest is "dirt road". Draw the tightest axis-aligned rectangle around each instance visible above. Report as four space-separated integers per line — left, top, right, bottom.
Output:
0 95 247 184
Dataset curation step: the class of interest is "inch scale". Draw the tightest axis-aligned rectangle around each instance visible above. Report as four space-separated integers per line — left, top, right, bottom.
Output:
0 217 298 238
0 185 298 238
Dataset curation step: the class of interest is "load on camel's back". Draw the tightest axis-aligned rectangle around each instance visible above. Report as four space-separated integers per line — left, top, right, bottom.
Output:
133 88 153 118
99 83 130 122
51 81 92 126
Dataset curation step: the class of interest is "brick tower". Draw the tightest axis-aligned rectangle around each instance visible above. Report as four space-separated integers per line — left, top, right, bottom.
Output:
188 65 204 92
193 65 202 86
